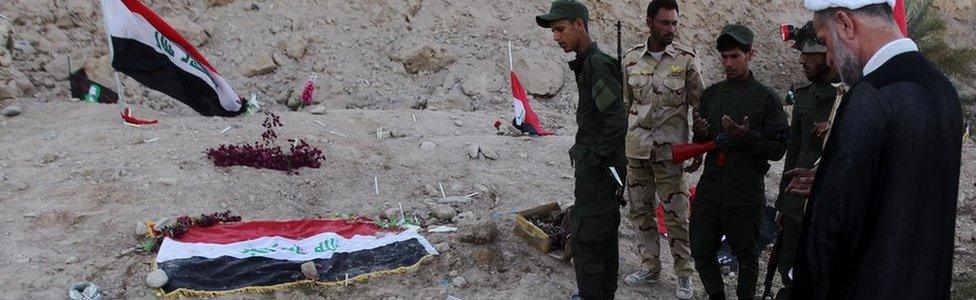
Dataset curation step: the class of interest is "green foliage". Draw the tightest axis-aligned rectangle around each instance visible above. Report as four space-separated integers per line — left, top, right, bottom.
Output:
907 0 976 86
140 239 158 253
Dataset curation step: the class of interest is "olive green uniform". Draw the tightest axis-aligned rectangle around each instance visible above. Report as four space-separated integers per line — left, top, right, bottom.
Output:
536 1 626 298
691 73 788 299
565 43 628 300
774 77 838 297
622 39 704 277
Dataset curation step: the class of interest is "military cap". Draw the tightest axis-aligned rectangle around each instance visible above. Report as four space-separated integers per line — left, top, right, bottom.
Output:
716 24 754 50
536 0 589 28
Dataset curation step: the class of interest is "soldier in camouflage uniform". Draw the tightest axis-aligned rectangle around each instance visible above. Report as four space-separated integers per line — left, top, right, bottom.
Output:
620 1 703 299
774 21 838 300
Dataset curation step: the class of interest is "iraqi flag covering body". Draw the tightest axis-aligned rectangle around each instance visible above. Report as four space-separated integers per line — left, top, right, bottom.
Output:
101 0 244 117
153 219 438 297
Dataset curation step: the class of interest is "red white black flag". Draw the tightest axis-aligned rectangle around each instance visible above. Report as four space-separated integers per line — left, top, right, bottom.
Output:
510 71 552 136
507 42 552 136
101 0 244 117
153 219 437 297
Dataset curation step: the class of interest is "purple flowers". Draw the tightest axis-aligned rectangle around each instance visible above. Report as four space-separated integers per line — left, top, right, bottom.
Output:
206 112 325 174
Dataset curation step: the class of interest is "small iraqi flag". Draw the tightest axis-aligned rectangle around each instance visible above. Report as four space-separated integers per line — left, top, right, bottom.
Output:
153 219 437 297
510 70 552 136
100 0 244 117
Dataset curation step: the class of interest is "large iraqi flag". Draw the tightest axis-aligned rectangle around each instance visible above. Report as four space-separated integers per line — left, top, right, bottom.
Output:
101 0 244 116
153 219 438 297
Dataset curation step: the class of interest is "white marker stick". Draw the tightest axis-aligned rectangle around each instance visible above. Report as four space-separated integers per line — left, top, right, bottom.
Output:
398 202 405 224
314 121 348 137
438 182 446 198
220 126 232 134
373 176 379 195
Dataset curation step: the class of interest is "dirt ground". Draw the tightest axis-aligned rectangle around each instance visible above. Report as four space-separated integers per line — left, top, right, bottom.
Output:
1 0 975 299
0 99 974 299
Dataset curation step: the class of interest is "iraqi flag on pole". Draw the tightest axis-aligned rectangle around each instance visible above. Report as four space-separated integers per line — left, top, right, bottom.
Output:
893 0 908 36
100 0 244 117
508 42 552 136
153 219 437 297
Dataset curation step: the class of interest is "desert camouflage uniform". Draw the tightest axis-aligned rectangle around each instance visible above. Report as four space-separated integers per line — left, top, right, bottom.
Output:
622 39 704 278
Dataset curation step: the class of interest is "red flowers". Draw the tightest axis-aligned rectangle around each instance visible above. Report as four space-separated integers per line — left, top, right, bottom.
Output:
206 112 325 174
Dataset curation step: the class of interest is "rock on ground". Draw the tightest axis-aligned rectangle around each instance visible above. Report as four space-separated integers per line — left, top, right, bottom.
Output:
428 204 457 221
434 242 451 253
309 105 327 115
1 105 22 117
391 39 456 74
281 35 309 60
479 146 498 160
458 216 497 244
241 52 278 77
83 56 115 89
451 276 468 288
467 144 481 159
145 269 168 288
513 51 564 97
206 0 234 7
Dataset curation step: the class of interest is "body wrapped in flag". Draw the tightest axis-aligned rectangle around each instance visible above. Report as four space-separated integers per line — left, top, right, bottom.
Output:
152 219 438 298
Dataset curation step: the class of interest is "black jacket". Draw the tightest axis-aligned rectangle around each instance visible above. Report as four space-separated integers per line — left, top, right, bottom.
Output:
792 51 962 299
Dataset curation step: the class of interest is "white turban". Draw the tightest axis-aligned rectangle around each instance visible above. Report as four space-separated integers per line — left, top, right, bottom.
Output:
805 0 896 11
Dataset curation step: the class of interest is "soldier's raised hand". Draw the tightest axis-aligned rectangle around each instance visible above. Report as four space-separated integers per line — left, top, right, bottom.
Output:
693 111 709 136
722 115 750 138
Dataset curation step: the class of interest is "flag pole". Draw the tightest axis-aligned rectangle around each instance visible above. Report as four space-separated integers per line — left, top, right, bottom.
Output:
507 41 514 72
99 0 126 108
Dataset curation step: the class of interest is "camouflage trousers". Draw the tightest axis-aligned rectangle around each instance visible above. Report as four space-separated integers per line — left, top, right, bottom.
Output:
626 158 693 277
